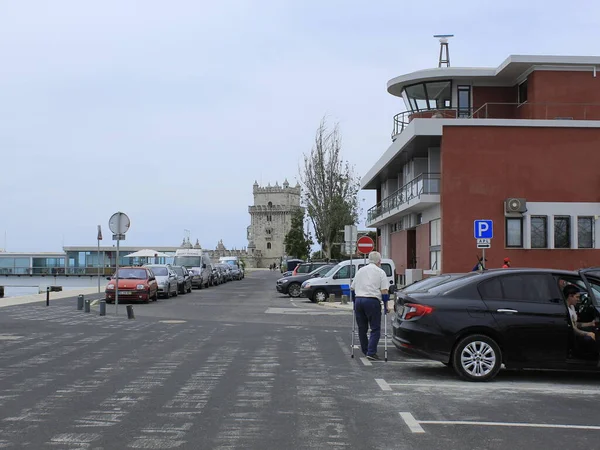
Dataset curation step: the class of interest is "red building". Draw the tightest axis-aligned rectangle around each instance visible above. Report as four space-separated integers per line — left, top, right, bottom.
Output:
361 51 600 279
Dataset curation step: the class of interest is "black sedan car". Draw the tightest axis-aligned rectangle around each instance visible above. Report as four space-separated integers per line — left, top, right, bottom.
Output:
276 264 334 298
393 268 600 382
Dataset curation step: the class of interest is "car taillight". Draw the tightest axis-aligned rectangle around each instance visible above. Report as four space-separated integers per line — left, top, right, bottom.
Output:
403 303 433 320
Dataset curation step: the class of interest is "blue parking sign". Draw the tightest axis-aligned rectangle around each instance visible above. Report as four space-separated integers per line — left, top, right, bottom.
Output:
474 220 493 239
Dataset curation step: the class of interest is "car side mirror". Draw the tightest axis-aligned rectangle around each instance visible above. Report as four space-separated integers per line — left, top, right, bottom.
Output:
106 277 111 280
202 264 206 269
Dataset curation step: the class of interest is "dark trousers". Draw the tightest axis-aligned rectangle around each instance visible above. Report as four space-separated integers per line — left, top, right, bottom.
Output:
355 297 381 356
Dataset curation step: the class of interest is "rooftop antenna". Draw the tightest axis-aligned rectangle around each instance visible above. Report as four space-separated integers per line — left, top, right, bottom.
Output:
434 34 453 68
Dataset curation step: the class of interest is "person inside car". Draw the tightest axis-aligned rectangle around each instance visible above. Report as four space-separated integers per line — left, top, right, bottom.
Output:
563 285 597 347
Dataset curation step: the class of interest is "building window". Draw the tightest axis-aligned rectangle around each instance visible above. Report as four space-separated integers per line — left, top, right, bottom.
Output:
506 218 523 248
554 216 571 248
266 229 271 235
457 85 471 117
267 243 271 250
268 201 273 208
402 80 452 112
267 215 272 222
430 219 441 246
530 216 548 248
430 250 440 271
578 216 594 249
518 79 528 104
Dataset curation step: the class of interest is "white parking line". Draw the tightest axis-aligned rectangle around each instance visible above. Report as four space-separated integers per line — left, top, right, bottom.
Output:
375 378 392 391
399 412 425 433
400 412 600 433
360 357 372 366
387 382 600 395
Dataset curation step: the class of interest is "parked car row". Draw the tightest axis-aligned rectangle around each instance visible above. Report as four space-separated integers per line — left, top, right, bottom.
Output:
105 261 244 303
276 259 397 302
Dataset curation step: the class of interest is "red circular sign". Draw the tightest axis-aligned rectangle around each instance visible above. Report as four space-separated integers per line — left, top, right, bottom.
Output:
357 236 375 254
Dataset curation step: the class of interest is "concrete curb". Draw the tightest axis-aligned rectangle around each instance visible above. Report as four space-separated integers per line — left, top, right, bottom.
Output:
0 287 103 308
315 301 353 311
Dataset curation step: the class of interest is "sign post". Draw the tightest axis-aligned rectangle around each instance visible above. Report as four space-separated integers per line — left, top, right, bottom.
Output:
97 225 102 294
109 212 131 315
474 220 493 269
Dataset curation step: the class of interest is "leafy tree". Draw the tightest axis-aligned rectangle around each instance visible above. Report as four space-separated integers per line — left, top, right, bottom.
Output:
300 117 360 259
284 208 313 260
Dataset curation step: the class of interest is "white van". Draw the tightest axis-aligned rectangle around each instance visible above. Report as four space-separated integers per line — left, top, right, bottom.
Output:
173 249 212 288
300 259 396 303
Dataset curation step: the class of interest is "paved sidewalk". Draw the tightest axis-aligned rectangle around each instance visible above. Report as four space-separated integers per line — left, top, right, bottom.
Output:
0 287 103 308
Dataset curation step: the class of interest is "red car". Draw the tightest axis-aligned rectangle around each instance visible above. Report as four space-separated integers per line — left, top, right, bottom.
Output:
105 267 158 304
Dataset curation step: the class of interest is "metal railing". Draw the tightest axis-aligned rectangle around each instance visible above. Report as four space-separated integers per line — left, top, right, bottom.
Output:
470 102 600 121
393 108 471 137
367 173 441 224
392 102 600 138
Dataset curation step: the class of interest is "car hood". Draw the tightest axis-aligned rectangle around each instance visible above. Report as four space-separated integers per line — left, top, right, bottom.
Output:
154 275 169 282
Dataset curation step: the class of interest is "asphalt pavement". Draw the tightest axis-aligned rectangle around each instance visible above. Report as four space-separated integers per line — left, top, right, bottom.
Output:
0 270 599 449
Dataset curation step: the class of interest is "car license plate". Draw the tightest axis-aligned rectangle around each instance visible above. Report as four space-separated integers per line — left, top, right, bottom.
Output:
118 291 132 295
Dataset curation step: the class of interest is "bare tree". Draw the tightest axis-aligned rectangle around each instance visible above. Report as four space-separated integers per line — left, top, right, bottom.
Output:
300 117 360 259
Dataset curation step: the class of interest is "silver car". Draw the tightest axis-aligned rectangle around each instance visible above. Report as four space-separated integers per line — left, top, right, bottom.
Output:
145 264 178 298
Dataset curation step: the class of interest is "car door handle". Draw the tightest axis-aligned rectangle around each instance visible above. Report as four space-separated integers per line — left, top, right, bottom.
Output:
497 308 518 314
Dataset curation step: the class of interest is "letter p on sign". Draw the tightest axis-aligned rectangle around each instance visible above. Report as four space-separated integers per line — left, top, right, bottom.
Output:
474 220 493 239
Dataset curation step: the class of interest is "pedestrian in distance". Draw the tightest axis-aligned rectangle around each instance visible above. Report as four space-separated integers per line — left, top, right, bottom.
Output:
350 251 391 360
502 257 511 268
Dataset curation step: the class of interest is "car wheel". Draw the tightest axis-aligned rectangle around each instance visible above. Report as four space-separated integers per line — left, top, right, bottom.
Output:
452 334 502 382
288 283 301 298
313 289 327 303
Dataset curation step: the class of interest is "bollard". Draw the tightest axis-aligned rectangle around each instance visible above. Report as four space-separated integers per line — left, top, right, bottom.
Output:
99 300 106 316
46 286 50 307
126 305 135 320
328 293 336 303
77 294 84 310
341 294 348 305
84 299 90 313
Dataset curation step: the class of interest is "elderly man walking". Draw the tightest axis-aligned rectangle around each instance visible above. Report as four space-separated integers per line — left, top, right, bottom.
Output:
351 251 391 360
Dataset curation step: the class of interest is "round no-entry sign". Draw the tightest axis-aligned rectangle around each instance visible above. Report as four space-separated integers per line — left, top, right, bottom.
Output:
357 235 375 254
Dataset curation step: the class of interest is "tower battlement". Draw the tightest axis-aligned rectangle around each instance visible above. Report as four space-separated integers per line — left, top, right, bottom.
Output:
252 179 301 195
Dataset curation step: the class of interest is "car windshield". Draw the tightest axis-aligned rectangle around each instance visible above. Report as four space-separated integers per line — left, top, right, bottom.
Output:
311 265 333 276
150 267 168 276
322 264 341 278
402 274 466 293
117 268 147 279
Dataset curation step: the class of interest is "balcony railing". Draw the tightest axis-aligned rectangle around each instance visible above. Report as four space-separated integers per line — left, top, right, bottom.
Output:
367 173 441 224
392 102 600 138
393 108 472 137
471 102 600 121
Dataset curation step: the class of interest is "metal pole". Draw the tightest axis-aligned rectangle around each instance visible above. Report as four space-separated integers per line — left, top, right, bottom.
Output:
482 247 486 270
46 286 50 306
350 243 355 358
97 238 100 294
116 234 120 316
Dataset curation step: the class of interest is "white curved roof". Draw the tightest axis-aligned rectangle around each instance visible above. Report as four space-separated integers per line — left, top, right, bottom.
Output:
387 55 600 97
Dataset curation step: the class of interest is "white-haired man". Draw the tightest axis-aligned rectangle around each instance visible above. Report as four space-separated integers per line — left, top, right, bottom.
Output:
350 251 390 360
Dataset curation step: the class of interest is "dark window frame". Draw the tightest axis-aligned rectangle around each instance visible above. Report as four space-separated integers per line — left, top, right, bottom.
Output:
530 215 548 249
478 273 557 303
518 79 528 104
578 216 595 249
554 216 571 249
457 85 472 117
505 217 524 248
401 80 454 112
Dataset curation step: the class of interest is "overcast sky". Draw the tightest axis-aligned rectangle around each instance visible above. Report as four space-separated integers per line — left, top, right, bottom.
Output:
0 0 597 252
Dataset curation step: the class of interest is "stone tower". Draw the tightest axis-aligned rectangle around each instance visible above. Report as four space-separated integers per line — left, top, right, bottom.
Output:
248 179 302 268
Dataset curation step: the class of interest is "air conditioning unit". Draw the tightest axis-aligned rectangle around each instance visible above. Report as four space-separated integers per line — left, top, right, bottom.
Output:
505 198 527 214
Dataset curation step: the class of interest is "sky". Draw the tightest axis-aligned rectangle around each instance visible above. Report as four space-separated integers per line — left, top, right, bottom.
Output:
1 0 598 252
